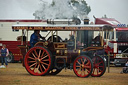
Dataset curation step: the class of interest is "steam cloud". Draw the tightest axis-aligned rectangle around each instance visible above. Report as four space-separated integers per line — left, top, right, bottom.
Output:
34 0 90 20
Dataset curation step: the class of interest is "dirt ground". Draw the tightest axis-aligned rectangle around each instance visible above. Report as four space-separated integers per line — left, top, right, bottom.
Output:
0 63 128 85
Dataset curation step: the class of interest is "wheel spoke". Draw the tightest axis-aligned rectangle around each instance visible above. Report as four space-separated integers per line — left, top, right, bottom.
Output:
33 63 37 71
96 68 99 74
39 64 43 72
41 64 46 70
41 62 49 66
32 53 37 58
84 66 91 69
34 49 38 57
28 61 36 63
77 61 81 65
99 68 102 72
38 50 41 59
81 58 83 64
81 68 85 76
37 64 40 73
92 68 96 74
96 67 102 72
93 57 96 64
76 65 81 67
40 51 45 58
76 68 81 72
28 56 36 60
80 69 82 76
29 62 37 68
97 61 103 65
85 61 90 66
42 59 49 61
83 58 86 64
98 66 104 67
41 55 48 60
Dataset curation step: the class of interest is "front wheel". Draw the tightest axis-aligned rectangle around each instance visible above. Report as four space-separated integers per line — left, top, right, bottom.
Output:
73 55 93 78
24 46 53 76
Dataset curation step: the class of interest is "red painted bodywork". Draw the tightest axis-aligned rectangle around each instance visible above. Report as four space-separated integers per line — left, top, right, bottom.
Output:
0 41 29 62
95 18 120 26
116 28 128 31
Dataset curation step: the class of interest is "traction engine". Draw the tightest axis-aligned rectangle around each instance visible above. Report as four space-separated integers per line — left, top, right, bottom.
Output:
12 19 113 78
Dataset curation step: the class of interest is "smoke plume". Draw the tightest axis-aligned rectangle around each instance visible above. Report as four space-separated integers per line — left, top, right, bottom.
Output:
33 0 91 20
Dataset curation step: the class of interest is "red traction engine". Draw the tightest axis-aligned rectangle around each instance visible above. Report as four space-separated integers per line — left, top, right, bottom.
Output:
12 24 113 78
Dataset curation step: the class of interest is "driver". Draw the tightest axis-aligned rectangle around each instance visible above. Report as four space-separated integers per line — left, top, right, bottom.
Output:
30 30 45 47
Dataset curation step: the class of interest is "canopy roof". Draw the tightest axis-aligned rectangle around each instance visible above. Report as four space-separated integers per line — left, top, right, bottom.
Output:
12 24 113 31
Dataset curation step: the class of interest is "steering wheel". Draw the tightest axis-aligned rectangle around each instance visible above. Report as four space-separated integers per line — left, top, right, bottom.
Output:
47 35 63 42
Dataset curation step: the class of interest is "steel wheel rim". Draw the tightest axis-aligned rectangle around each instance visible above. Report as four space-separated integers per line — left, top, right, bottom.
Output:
73 56 92 77
24 47 51 76
91 56 105 77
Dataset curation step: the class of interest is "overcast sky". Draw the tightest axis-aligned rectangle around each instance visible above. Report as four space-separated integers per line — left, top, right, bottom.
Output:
0 0 128 24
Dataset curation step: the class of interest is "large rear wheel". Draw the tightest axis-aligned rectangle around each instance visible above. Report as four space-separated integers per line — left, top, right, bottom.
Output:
91 55 106 77
73 55 93 78
24 46 53 76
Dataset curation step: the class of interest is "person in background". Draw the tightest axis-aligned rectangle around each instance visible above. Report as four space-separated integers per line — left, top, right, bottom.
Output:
0 44 9 68
30 30 45 47
120 61 128 73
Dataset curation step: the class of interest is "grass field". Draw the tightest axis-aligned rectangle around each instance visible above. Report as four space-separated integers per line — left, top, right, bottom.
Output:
0 63 128 85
